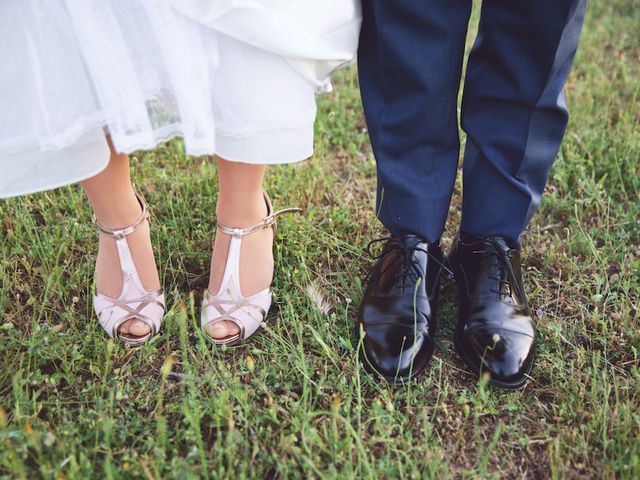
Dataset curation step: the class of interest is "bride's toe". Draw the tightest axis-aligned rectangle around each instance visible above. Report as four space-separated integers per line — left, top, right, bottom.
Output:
118 321 131 334
127 319 152 337
206 320 240 340
116 319 150 337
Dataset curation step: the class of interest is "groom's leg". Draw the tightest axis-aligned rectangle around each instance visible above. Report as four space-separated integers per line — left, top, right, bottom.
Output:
460 0 587 247
358 0 472 243
450 0 587 388
356 0 472 382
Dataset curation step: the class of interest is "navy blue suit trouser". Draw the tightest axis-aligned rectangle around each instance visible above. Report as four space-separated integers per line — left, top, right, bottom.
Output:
358 0 587 247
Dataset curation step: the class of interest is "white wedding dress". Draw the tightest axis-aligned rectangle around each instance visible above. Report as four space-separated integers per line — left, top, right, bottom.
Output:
0 0 361 198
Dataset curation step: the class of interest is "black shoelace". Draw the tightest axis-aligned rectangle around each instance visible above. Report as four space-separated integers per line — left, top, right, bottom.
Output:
366 236 452 289
470 238 524 301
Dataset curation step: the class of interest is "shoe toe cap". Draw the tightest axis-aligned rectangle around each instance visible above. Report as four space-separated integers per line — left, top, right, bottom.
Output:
360 324 434 381
465 328 535 385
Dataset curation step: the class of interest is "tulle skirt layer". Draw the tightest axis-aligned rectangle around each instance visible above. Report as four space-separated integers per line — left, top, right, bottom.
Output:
0 0 321 198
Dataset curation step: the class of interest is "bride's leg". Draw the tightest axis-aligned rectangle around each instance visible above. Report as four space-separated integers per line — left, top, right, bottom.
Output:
81 135 161 338
206 156 273 340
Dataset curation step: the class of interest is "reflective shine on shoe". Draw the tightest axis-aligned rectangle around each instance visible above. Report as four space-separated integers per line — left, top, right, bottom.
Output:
356 235 445 382
93 192 165 346
449 235 536 389
201 193 302 346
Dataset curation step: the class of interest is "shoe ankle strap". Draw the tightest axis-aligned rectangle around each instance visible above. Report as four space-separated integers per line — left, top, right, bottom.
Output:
217 207 303 238
216 192 302 238
93 192 150 239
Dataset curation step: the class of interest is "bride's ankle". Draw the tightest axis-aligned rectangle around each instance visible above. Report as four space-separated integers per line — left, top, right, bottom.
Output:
215 193 268 227
92 190 142 230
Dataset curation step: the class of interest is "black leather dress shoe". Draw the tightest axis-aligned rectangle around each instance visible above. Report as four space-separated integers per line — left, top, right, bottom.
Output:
449 235 536 389
356 235 444 382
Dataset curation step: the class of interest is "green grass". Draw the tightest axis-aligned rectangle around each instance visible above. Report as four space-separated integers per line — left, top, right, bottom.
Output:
1 1 639 478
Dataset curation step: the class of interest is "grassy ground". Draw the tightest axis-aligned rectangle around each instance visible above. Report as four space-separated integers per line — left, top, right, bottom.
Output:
1 1 638 478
